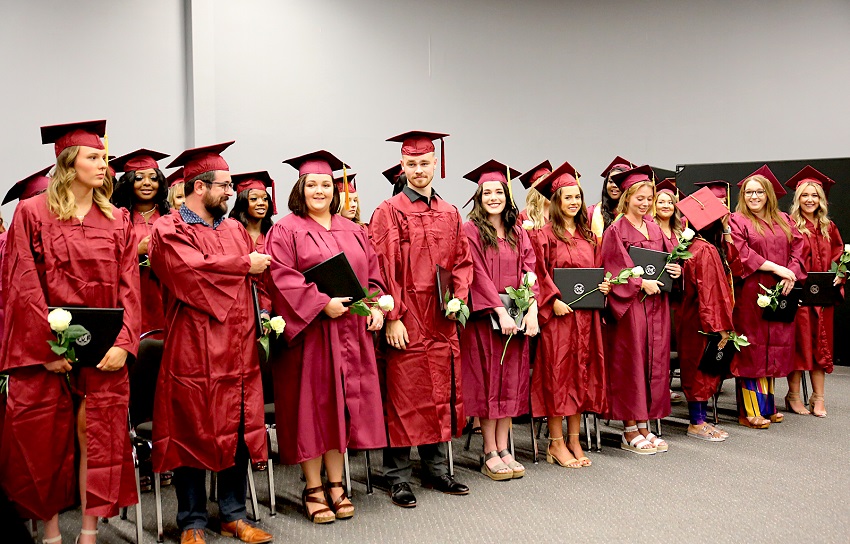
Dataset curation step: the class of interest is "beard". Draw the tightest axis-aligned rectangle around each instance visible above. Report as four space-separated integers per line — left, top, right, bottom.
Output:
203 192 228 219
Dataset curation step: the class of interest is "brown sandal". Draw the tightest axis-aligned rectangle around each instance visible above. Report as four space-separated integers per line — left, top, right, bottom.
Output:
738 415 770 429
301 485 335 524
325 481 355 520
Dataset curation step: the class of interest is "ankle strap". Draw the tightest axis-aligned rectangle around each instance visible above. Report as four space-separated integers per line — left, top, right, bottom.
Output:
548 436 564 442
325 481 344 489
567 433 580 436
624 425 639 432
636 422 649 429
497 449 512 457
304 484 325 494
43 536 62 544
80 530 98 536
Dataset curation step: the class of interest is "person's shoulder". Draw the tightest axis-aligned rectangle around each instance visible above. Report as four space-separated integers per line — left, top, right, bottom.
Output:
17 192 47 217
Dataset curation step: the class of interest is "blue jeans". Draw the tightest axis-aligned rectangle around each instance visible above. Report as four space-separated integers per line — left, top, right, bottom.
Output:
173 437 249 531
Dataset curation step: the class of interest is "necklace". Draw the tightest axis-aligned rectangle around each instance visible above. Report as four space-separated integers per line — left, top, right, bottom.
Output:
138 205 158 218
626 216 644 230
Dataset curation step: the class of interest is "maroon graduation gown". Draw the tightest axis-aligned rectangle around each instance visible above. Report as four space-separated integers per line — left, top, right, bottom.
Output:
265 214 387 464
0 230 7 350
252 232 273 314
531 224 607 417
132 209 165 335
794 219 842 373
0 194 140 519
729 213 806 378
677 239 735 402
149 212 266 472
369 192 474 447
601 218 672 421
460 222 537 419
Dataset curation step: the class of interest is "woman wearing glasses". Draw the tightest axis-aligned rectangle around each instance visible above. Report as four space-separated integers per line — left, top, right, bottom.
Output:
728 165 805 428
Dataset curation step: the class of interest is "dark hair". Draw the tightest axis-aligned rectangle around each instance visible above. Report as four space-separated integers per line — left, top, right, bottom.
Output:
112 168 171 218
551 185 594 245
186 171 217 195
696 220 730 275
392 173 408 196
466 182 518 250
229 188 274 234
288 174 340 217
600 169 626 230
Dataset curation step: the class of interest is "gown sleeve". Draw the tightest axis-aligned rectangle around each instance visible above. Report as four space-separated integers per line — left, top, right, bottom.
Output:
149 218 252 323
784 213 807 281
600 222 643 320
113 208 142 357
519 228 540 300
449 210 474 304
368 203 408 322
533 230 559 323
463 222 504 312
693 244 734 333
264 221 331 342
729 214 766 278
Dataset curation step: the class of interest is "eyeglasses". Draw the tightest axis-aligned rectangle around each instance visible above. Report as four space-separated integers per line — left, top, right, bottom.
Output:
204 181 234 192
744 190 765 197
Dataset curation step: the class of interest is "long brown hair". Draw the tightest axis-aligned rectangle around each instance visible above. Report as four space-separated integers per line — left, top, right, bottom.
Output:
550 185 594 245
288 174 340 218
789 181 830 240
653 190 683 239
735 175 792 242
467 182 518 250
48 146 115 221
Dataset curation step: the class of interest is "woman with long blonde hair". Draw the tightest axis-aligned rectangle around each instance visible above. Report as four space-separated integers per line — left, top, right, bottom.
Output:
785 166 842 417
0 120 140 544
517 160 552 229
729 165 806 428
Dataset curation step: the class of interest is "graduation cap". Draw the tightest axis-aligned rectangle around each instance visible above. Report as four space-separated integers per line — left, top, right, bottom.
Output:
518 160 552 189
532 161 581 200
694 180 731 209
283 150 347 177
166 168 185 188
167 141 234 182
3 166 51 205
382 164 404 185
677 187 729 231
110 148 169 173
463 159 521 186
737 164 786 198
41 120 106 157
785 165 836 197
333 172 357 193
655 178 678 197
601 156 635 179
611 164 655 192
231 170 277 214
386 130 449 178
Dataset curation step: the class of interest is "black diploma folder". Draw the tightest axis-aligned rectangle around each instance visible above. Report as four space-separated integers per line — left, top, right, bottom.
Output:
436 264 452 312
302 252 365 305
47 307 124 367
554 268 605 310
628 246 673 293
698 334 737 375
762 286 802 322
798 272 842 307
489 293 524 333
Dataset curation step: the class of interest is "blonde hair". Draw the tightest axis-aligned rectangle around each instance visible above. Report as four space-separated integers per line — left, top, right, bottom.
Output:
735 175 792 242
524 181 549 229
789 181 830 240
47 146 114 221
616 181 655 216
167 181 185 209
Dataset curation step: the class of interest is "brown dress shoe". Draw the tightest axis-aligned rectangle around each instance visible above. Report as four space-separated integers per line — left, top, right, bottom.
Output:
181 529 206 544
220 519 273 543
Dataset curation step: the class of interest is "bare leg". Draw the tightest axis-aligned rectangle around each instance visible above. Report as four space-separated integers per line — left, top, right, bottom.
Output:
300 457 333 521
76 400 98 544
479 418 509 474
493 418 521 471
785 371 809 414
547 416 577 466
810 369 827 416
43 514 60 542
323 450 353 515
566 414 589 465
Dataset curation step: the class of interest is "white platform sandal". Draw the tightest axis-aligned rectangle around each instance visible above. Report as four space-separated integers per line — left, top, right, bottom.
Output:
637 422 668 452
75 529 97 544
620 425 656 455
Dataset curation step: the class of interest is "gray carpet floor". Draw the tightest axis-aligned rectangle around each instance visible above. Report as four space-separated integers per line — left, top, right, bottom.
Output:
49 368 849 544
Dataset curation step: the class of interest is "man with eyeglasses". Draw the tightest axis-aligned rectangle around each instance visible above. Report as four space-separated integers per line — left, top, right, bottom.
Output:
149 142 274 544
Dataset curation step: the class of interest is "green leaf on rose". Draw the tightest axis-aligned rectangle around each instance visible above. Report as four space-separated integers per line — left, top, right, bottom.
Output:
258 336 270 361
62 324 90 341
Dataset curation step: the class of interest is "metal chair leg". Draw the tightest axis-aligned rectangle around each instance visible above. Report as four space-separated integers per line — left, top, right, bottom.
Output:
583 413 591 449
656 419 662 437
801 372 810 405
343 450 352 497
464 425 474 451
246 460 260 522
29 520 37 540
594 414 601 452
266 435 276 517
133 464 143 544
713 393 719 425
530 417 539 464
209 471 217 502
509 421 515 458
154 472 164 543
447 440 454 478
365 450 374 495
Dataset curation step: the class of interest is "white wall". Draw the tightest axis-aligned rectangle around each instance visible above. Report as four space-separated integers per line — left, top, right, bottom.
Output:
0 0 188 221
2 0 849 220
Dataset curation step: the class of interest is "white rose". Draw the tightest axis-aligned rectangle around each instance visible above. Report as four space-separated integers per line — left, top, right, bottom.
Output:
681 227 695 241
522 220 535 231
631 266 644 277
268 316 286 334
47 308 73 332
756 294 771 308
525 271 537 287
738 335 748 342
378 295 395 312
844 243 850 253
446 298 462 313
